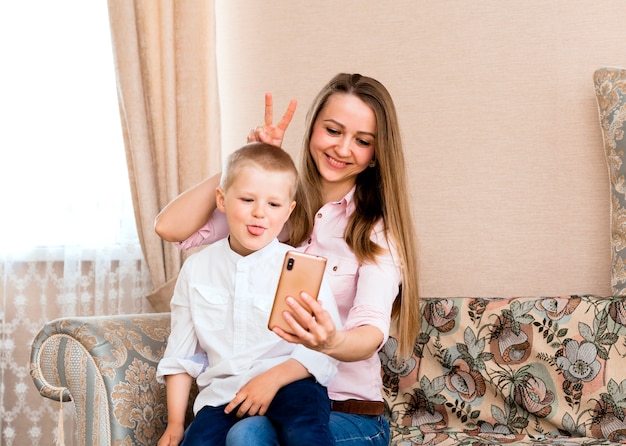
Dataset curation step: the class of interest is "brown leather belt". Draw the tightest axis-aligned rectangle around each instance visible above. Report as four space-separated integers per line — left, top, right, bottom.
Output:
331 399 384 416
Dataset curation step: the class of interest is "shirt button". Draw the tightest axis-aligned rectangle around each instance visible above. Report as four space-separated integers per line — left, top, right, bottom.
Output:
332 266 338 271
307 238 312 244
317 213 323 218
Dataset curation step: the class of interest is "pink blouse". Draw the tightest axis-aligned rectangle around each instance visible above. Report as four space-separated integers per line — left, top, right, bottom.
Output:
177 187 401 402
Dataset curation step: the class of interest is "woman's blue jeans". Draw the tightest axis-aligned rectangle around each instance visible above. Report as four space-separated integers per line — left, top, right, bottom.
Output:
225 410 390 445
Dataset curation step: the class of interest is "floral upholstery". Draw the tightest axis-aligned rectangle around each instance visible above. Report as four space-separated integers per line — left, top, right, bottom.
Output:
382 295 626 445
594 66 626 296
31 295 626 446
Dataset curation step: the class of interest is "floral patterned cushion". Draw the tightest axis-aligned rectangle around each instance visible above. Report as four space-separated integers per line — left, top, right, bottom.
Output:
381 295 626 445
594 67 626 297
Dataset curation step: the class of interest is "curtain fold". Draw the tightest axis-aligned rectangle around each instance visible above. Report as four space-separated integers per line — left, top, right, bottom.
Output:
107 0 221 309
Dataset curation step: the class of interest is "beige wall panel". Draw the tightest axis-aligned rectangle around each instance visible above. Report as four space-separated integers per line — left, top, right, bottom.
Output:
215 0 626 297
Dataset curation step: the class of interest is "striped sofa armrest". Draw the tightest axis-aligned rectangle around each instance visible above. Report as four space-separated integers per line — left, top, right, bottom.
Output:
29 313 176 446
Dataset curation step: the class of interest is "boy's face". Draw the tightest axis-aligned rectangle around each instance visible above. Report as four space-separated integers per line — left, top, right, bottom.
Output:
216 164 296 256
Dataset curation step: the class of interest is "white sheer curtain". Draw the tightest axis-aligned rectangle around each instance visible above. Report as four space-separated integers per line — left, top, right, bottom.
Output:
0 2 152 444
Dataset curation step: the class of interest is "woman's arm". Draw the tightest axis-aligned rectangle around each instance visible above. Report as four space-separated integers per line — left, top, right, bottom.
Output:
273 294 384 362
274 236 400 362
154 173 221 242
154 95 296 243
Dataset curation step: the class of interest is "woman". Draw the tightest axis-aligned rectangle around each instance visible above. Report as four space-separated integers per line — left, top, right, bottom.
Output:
155 73 420 445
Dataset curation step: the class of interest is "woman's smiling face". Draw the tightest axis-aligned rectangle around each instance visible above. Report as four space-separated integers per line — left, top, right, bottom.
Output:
308 93 376 201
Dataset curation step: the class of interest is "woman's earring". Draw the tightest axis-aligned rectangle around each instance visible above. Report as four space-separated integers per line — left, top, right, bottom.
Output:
369 159 377 168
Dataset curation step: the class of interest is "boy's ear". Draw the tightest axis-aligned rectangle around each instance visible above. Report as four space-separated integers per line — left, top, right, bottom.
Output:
288 200 296 216
216 187 226 212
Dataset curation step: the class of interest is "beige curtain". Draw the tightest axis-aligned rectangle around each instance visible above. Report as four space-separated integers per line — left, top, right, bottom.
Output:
107 0 221 310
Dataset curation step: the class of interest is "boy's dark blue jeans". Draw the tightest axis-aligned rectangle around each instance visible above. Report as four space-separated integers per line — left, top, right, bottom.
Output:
180 377 333 446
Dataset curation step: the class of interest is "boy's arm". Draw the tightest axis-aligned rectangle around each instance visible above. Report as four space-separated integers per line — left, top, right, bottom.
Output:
158 373 193 446
224 358 310 418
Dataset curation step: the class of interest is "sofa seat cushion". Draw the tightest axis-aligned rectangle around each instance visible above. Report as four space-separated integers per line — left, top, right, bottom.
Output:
382 295 626 445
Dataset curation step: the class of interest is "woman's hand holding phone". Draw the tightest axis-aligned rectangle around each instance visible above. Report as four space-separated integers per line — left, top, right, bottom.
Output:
268 251 327 334
271 293 342 354
275 295 383 363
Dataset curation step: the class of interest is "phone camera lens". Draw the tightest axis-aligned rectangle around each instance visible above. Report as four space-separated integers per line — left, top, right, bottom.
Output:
287 257 295 270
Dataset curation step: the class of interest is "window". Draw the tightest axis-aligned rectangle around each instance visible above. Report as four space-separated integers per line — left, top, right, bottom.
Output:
0 1 136 254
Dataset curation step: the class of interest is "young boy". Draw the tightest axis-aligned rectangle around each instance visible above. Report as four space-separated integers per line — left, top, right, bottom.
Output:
156 142 339 446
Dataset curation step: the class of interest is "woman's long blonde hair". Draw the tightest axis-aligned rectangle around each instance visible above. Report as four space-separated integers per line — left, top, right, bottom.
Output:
287 73 420 359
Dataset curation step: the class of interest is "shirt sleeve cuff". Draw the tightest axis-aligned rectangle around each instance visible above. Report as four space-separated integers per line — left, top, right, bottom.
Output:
176 210 229 251
291 345 338 387
344 306 391 351
156 357 206 384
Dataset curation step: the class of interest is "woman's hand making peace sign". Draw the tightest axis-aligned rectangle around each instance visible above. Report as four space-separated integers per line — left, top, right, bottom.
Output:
247 93 298 147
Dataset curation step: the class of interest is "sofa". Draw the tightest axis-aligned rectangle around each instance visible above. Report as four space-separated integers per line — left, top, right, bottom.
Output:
29 67 626 445
28 294 626 446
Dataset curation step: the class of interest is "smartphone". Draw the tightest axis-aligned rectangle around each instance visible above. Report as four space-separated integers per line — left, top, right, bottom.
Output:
268 251 327 334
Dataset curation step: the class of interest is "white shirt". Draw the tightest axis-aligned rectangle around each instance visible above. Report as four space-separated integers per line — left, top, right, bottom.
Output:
157 237 340 414
178 187 401 403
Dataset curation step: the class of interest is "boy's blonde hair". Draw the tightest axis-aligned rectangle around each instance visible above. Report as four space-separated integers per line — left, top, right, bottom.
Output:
220 142 299 199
